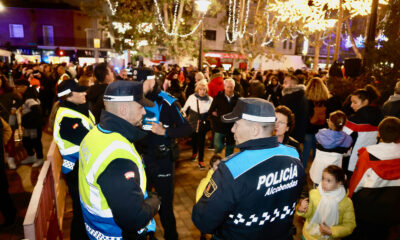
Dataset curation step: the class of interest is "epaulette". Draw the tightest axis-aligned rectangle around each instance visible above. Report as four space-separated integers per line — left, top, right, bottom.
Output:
158 91 177 106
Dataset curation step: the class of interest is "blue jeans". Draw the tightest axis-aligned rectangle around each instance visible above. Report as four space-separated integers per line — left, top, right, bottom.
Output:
214 132 235 157
301 133 316 168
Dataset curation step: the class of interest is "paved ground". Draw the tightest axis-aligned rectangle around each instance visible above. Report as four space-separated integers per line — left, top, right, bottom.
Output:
3 131 398 240
0 130 307 240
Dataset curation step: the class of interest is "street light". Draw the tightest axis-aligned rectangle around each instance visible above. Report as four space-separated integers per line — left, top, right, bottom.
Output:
0 1 5 11
195 0 211 71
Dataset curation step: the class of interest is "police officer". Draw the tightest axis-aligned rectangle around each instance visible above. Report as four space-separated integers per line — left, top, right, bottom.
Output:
57 64 71 85
53 80 95 239
79 81 160 240
141 74 192 240
192 98 305 240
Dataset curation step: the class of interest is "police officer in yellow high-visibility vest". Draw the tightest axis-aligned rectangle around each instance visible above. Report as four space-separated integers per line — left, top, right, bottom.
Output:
79 80 160 240
54 79 95 240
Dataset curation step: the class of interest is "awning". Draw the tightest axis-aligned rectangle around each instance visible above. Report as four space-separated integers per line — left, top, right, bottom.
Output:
204 52 247 60
0 49 12 57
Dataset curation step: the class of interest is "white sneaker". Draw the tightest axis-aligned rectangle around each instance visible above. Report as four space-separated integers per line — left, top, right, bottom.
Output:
7 157 16 170
32 159 43 168
21 156 36 165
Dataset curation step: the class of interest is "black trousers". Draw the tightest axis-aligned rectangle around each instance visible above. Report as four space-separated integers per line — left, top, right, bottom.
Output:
192 129 207 163
22 128 43 159
144 154 178 240
0 159 16 225
64 166 89 240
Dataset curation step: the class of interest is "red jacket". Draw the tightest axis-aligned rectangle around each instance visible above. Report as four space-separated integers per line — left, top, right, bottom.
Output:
208 73 224 98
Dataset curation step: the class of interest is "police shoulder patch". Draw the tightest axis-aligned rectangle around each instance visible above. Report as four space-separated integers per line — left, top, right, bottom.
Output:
124 171 135 180
204 178 218 198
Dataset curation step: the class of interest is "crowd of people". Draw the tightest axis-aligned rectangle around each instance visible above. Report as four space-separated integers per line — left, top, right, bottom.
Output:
0 59 399 240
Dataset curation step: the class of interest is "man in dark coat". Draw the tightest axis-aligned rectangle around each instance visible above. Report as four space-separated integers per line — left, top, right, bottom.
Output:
280 74 308 143
208 78 239 157
87 63 115 123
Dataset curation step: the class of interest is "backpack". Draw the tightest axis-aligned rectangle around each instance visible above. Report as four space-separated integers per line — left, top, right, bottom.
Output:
310 102 326 125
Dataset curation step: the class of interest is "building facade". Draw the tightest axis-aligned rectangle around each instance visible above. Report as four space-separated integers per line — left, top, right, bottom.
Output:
0 1 111 65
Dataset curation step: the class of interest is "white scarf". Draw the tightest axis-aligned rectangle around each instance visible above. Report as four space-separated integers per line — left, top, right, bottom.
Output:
307 184 346 237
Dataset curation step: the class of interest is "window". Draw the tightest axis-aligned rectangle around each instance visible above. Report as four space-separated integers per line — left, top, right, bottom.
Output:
204 30 217 41
283 40 287 49
9 24 24 38
43 25 54 45
85 28 94 47
289 41 293 49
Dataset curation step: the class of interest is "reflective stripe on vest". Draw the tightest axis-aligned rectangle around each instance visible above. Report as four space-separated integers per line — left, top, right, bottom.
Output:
79 126 147 238
53 107 95 172
57 73 70 85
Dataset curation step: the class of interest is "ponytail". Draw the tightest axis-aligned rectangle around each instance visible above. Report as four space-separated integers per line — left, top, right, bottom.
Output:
352 84 380 104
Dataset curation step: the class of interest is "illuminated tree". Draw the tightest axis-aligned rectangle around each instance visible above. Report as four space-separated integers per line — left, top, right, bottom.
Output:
83 0 222 63
270 0 389 71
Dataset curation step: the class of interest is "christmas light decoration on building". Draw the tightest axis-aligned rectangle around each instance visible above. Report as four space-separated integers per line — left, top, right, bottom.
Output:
106 0 118 15
152 0 210 38
225 0 251 43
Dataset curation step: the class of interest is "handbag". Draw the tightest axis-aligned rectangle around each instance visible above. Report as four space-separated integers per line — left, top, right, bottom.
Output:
196 99 210 133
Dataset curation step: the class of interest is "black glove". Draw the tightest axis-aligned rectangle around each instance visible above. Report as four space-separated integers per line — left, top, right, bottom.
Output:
59 117 89 145
144 192 161 214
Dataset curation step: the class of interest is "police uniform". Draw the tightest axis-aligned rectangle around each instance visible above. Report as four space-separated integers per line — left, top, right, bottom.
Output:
53 80 94 240
192 98 306 240
78 81 160 240
141 90 192 240
58 72 70 85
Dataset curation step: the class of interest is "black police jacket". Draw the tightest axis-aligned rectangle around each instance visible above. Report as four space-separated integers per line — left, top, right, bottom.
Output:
192 137 305 240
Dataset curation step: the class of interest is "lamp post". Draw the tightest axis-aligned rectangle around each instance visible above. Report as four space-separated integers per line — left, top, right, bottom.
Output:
363 0 379 68
195 0 211 72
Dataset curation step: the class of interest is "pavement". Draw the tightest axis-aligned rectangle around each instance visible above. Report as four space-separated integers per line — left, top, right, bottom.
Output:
7 131 399 240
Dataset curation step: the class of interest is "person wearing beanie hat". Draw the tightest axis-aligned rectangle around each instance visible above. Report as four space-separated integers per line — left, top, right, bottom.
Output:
52 79 94 239
232 69 246 97
78 80 160 240
193 98 306 240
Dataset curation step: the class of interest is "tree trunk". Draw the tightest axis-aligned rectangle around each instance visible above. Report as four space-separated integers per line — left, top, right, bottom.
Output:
346 18 362 59
313 32 322 72
333 0 343 61
172 0 185 61
163 3 170 30
325 32 332 70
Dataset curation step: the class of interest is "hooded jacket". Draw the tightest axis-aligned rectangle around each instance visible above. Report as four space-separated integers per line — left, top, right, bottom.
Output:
348 143 400 233
343 105 383 171
315 129 353 149
208 73 224 98
309 129 352 184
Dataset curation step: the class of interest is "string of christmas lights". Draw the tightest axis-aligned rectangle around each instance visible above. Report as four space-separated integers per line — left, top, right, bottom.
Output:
106 0 118 15
225 0 251 43
152 0 208 38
